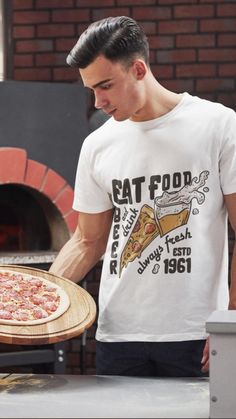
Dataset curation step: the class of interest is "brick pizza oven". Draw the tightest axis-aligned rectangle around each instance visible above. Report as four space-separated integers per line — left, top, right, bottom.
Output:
0 80 90 374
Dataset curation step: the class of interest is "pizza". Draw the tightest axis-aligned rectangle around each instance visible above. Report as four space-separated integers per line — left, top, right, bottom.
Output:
0 269 70 326
120 204 160 275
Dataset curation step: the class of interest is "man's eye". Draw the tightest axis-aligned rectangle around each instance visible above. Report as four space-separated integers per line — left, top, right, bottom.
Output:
101 84 111 90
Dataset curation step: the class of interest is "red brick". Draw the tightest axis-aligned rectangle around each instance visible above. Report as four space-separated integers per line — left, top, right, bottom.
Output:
196 78 235 92
118 0 155 3
64 210 78 234
0 148 27 184
219 63 236 76
52 10 89 23
14 68 51 81
218 92 236 108
149 50 156 64
36 53 67 67
174 5 214 18
54 186 74 215
176 63 216 78
86 339 96 352
159 20 198 34
56 38 78 52
12 0 33 9
157 49 196 64
176 34 215 48
151 65 174 79
13 11 50 24
198 48 236 62
149 35 174 49
13 26 35 39
77 0 114 5
41 169 67 201
218 34 236 47
36 0 74 8
92 8 130 20
200 19 236 32
76 23 90 36
37 24 75 38
14 54 33 67
201 93 215 102
217 4 236 17
16 40 53 53
53 67 79 81
136 21 156 35
159 0 198 3
162 79 194 93
133 7 171 20
24 159 47 190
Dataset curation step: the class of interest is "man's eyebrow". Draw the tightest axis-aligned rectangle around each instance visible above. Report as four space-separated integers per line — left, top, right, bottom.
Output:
91 78 112 89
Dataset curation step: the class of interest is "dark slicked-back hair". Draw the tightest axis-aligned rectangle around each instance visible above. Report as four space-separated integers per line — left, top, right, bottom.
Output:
66 16 149 69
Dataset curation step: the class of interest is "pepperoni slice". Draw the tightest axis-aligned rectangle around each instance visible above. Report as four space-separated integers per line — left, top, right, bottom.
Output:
30 295 46 305
5 304 18 312
43 301 58 313
33 308 48 319
29 278 43 287
0 309 13 319
144 222 156 234
133 220 141 233
132 241 142 253
42 293 57 302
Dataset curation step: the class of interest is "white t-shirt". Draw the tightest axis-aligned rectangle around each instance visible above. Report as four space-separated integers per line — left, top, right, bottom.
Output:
73 93 236 342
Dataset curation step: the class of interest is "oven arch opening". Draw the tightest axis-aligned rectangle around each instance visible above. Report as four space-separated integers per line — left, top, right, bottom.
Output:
0 183 70 253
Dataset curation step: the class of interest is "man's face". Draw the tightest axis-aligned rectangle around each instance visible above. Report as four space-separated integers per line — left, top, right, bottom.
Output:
79 55 146 122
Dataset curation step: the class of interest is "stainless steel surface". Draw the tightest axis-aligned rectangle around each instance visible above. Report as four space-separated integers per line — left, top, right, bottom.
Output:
0 251 57 265
206 310 236 418
206 309 236 333
0 374 209 418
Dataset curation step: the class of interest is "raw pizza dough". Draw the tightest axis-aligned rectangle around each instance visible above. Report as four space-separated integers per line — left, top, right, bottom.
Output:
0 269 70 325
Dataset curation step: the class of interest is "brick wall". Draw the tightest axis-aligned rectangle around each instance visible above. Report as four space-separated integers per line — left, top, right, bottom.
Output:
7 0 236 374
11 0 236 109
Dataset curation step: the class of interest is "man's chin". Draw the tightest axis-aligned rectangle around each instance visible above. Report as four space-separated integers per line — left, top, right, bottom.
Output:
112 113 130 122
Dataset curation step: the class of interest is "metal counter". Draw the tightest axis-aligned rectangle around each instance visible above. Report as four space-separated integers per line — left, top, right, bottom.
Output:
0 373 209 418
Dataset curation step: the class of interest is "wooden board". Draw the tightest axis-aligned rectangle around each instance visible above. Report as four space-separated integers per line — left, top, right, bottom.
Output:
0 265 97 345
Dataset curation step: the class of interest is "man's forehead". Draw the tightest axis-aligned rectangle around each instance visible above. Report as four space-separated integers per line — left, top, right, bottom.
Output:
79 57 124 88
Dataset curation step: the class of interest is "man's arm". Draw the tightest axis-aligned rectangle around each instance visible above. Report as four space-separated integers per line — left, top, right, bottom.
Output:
224 192 236 309
202 192 236 372
49 209 113 283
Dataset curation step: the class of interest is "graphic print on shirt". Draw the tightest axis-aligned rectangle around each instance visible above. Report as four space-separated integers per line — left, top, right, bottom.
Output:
111 170 209 277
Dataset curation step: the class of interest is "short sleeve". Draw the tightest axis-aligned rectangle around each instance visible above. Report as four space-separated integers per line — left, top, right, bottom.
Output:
73 142 113 213
219 109 236 195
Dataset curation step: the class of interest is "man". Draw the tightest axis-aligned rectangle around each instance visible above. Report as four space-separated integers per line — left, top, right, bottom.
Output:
50 16 236 377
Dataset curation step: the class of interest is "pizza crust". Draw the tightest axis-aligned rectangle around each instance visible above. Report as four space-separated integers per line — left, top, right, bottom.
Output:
0 269 70 326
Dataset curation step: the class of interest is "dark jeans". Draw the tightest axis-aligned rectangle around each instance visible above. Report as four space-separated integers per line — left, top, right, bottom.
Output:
96 340 208 377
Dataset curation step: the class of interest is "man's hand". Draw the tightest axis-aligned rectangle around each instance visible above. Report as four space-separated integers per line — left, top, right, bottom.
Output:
201 337 209 373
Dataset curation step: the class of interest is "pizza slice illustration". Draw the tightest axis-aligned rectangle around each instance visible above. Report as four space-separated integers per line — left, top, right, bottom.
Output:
120 204 159 276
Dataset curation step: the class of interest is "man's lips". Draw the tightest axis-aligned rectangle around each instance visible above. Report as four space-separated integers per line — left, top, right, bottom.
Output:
104 109 116 115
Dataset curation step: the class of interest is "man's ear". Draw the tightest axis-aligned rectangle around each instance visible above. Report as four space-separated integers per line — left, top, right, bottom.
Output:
132 60 147 80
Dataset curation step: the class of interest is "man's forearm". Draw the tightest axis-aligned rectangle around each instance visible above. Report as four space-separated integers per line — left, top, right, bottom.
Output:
49 235 105 283
49 209 113 283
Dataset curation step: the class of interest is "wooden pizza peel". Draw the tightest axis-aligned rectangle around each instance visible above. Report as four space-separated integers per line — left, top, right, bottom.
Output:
0 265 97 345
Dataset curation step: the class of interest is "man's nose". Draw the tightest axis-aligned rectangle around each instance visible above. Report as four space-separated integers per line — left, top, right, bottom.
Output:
94 91 109 110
